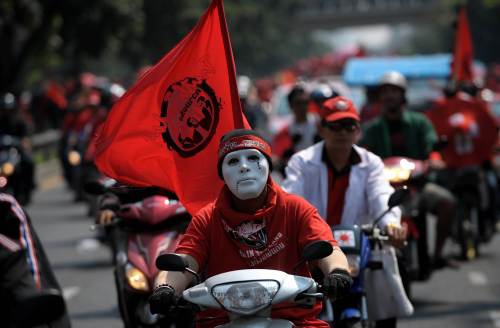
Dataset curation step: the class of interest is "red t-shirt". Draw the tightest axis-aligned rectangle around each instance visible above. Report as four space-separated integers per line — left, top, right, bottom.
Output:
176 178 336 327
426 93 498 168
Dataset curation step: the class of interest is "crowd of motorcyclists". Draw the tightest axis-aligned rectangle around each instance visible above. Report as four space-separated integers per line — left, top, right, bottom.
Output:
0 57 499 328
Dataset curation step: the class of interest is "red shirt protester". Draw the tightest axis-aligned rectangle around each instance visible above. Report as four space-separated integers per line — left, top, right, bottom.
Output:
426 92 498 168
176 178 337 327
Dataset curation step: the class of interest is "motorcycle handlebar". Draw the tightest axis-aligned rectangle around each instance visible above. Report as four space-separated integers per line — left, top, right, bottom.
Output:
360 224 390 241
89 217 120 231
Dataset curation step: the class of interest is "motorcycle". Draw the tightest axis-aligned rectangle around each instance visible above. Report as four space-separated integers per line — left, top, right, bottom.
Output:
155 240 333 327
0 193 70 327
61 120 92 201
61 105 107 202
448 167 484 260
1 288 66 328
328 188 409 328
382 156 432 288
0 134 31 204
85 181 192 328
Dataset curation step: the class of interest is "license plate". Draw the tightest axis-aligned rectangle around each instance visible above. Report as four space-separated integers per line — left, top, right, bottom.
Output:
334 230 356 248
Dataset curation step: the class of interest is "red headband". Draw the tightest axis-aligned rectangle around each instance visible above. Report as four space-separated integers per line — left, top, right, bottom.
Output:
218 135 272 160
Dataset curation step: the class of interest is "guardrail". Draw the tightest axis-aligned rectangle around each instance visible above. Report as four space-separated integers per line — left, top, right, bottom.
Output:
31 129 61 163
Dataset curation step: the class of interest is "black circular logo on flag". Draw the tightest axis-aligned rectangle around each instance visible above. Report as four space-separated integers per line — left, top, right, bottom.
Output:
160 77 220 157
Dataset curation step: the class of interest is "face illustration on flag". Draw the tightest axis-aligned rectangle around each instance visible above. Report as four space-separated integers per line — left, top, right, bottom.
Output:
94 0 249 215
160 78 220 157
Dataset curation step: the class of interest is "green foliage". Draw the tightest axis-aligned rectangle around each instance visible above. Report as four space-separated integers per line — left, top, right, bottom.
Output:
224 1 327 77
141 0 327 77
0 0 144 92
406 0 500 64
0 0 327 92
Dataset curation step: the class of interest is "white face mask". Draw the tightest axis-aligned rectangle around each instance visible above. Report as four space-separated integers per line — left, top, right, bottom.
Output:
222 148 269 200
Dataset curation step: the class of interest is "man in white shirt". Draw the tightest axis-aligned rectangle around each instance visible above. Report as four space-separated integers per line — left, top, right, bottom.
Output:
283 96 412 328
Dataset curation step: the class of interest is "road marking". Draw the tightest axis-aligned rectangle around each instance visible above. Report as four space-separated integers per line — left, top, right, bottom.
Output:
39 175 63 191
76 238 102 253
62 286 81 301
490 311 500 327
468 271 488 286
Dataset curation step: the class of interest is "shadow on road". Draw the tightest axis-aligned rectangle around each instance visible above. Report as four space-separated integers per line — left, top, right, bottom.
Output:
71 305 120 320
51 258 112 270
410 300 500 319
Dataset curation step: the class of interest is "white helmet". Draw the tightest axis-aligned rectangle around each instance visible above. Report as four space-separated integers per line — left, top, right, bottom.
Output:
379 71 407 90
237 75 251 99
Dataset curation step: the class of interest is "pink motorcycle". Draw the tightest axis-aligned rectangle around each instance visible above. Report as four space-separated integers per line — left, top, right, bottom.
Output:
86 182 193 327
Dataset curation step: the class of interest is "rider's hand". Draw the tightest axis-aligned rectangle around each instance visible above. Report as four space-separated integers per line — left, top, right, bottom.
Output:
386 222 408 249
148 284 179 315
323 268 353 301
95 209 115 225
427 158 447 170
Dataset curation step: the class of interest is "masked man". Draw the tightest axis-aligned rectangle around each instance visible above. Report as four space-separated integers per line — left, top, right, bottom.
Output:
149 129 352 327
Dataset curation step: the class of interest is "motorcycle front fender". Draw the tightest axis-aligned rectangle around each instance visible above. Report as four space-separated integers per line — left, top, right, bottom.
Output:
216 317 293 328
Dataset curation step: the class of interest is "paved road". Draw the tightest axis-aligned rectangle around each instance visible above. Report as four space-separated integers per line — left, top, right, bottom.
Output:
26 162 500 328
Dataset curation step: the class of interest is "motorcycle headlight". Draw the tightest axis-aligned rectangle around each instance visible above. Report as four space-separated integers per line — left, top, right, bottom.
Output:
346 254 361 277
212 280 279 315
1 162 15 176
67 150 81 166
384 167 411 183
125 263 149 292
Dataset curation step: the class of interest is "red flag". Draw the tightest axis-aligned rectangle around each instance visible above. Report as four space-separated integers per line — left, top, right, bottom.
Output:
451 6 474 83
94 0 249 215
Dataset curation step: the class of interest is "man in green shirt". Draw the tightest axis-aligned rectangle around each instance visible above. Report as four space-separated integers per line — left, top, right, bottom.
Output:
360 71 458 269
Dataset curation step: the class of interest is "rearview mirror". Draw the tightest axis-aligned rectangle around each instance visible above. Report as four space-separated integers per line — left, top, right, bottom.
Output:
301 240 333 262
156 253 188 271
388 187 409 208
293 240 333 273
83 181 107 195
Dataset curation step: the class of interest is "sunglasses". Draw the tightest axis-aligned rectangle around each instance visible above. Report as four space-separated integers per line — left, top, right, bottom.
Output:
323 120 360 132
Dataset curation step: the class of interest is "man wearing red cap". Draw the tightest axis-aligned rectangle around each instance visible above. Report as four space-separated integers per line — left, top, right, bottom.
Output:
283 96 413 328
149 129 352 327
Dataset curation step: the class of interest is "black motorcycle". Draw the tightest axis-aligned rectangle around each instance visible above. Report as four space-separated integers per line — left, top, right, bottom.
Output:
0 135 31 204
450 167 484 260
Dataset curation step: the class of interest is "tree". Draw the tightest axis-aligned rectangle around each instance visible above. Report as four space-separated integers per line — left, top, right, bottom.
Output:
404 0 500 66
0 0 142 93
0 0 327 92
142 1 328 77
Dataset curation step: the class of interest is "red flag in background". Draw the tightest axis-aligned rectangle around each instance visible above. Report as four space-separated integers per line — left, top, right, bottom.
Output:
451 6 474 83
94 0 249 215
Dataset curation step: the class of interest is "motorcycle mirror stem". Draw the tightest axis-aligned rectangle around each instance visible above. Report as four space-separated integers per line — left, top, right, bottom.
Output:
372 187 409 229
156 253 201 284
293 240 333 273
83 181 107 195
